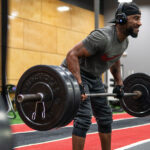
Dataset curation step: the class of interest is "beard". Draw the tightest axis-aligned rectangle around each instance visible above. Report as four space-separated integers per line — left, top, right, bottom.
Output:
126 27 138 38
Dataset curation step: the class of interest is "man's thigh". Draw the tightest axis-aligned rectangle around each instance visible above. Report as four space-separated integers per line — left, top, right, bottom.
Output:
73 80 92 130
90 81 113 126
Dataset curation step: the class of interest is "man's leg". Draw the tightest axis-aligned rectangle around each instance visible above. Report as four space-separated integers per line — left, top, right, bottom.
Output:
90 77 113 150
72 135 85 150
72 80 92 150
99 132 111 150
72 132 111 150
72 99 92 150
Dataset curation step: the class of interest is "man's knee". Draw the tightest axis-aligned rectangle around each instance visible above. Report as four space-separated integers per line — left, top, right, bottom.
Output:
98 123 112 133
72 127 88 138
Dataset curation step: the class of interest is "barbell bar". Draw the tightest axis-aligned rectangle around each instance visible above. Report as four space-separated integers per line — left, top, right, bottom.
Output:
17 90 142 103
86 91 141 98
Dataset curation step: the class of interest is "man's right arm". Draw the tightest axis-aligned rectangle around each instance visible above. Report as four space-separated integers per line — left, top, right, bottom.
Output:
66 41 91 85
66 29 106 84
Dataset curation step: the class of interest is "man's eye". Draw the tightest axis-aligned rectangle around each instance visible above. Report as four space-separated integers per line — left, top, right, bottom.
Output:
134 17 139 21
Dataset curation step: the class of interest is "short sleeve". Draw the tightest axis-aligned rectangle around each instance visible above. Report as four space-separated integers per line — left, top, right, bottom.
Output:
82 30 107 55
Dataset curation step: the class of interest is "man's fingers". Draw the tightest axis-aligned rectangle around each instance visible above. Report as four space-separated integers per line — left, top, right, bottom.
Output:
81 94 88 101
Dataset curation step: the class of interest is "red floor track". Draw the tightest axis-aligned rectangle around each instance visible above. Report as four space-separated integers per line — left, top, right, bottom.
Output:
11 113 134 133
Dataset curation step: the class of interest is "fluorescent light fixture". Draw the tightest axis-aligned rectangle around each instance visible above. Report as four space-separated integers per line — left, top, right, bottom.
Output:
9 11 18 19
57 6 70 12
118 0 133 3
11 11 18 17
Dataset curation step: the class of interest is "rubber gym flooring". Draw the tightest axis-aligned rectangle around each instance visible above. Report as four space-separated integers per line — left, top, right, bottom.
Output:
11 113 150 150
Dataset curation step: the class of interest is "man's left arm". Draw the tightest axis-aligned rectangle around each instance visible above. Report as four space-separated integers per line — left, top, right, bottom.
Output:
110 59 124 98
110 59 123 86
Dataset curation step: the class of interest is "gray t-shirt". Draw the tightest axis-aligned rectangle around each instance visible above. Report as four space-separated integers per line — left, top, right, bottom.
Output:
61 25 128 77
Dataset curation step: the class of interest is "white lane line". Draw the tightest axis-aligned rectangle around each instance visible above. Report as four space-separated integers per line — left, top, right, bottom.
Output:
12 130 36 134
64 117 136 128
11 123 25 126
14 123 150 149
115 139 150 150
113 113 127 115
87 123 150 135
12 117 136 134
14 136 72 149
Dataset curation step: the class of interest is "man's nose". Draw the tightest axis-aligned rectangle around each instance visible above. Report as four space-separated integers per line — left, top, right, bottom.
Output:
138 20 142 26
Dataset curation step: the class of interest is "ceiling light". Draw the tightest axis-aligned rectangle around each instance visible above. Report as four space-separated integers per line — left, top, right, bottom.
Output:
9 11 18 19
57 6 70 12
11 11 18 17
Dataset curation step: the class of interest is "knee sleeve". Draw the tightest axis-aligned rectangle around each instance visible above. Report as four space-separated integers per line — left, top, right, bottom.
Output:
98 124 112 133
72 127 88 138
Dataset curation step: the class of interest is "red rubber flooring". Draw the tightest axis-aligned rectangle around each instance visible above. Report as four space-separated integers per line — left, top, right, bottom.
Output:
12 113 150 150
15 124 150 150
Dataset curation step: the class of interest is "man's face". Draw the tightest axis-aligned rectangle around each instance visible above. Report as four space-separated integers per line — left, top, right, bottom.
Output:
126 14 142 38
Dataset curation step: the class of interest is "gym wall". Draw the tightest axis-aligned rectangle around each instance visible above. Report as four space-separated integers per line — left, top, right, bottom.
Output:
6 0 104 85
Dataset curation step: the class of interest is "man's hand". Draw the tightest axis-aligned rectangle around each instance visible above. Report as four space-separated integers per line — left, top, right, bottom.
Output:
113 85 124 99
79 83 87 101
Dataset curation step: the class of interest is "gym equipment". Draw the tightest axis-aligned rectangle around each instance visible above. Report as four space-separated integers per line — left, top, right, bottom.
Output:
15 65 150 131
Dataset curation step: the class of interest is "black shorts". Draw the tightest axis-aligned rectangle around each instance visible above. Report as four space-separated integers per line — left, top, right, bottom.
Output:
73 72 113 137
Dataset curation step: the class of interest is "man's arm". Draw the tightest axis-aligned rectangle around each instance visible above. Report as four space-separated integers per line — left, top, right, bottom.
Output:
110 59 123 86
66 41 91 85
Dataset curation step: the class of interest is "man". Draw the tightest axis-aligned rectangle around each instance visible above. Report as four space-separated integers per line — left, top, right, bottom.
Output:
61 2 142 150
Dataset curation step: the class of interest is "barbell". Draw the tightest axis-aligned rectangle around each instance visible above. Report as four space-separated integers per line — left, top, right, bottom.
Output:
15 65 150 131
17 91 141 102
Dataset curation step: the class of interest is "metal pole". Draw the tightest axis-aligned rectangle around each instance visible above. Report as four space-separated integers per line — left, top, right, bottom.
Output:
94 0 100 29
86 92 138 97
1 0 8 105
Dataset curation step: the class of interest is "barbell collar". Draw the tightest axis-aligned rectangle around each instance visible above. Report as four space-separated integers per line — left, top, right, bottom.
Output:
17 93 44 103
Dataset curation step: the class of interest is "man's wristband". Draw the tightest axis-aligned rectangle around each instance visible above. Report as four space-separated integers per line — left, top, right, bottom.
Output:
79 83 85 95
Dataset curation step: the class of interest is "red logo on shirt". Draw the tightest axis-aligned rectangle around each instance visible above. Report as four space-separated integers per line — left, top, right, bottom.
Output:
101 54 121 61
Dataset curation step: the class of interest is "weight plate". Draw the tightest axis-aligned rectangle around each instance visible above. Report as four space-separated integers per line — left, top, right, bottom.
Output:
57 66 81 127
15 65 73 131
120 73 150 117
49 66 75 128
